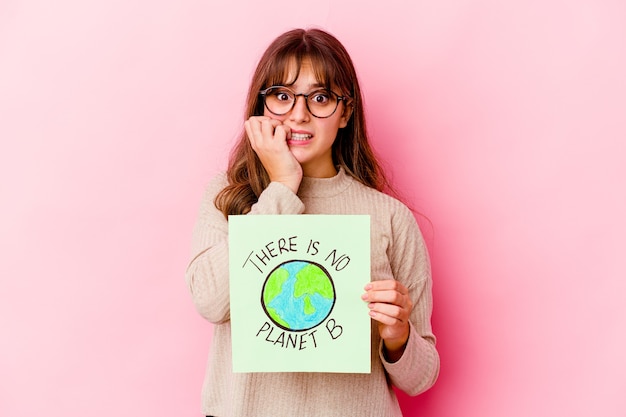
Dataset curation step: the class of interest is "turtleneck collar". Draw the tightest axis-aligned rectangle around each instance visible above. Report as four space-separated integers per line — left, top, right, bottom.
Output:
297 167 354 198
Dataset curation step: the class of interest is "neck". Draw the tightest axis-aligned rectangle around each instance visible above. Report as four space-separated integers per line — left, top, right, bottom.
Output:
302 162 337 178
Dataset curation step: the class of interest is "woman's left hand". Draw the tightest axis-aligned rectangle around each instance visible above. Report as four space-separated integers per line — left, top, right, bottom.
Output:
362 280 412 361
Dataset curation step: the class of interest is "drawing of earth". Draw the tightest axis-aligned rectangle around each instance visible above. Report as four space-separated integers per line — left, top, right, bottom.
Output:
261 260 335 331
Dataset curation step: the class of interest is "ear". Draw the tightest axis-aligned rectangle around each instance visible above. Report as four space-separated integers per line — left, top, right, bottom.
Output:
339 102 353 128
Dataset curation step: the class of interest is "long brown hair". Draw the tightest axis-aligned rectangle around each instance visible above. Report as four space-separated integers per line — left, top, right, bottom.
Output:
215 28 390 217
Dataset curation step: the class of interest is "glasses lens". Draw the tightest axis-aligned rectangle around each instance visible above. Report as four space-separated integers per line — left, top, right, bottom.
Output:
264 87 295 115
306 89 338 118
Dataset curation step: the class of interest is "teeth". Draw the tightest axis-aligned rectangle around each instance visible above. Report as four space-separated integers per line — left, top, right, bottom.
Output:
290 133 312 141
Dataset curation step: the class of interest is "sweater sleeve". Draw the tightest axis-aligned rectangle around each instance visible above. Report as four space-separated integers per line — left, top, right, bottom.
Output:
184 175 305 324
379 205 440 396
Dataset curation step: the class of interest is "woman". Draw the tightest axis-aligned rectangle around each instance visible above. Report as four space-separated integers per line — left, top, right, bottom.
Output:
185 27 439 417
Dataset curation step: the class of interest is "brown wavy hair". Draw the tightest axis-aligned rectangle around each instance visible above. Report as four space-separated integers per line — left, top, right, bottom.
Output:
215 28 390 217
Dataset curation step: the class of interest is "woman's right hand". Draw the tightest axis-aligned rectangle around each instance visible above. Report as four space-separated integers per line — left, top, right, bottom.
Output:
245 116 303 194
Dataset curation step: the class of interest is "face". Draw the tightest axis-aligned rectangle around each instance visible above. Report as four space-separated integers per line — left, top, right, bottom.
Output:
263 59 351 178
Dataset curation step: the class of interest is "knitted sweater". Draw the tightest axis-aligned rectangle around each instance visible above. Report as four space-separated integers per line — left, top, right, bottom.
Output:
185 168 439 417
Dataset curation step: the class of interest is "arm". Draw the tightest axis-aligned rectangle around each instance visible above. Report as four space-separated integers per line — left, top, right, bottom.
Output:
365 205 440 395
184 174 304 324
186 116 304 323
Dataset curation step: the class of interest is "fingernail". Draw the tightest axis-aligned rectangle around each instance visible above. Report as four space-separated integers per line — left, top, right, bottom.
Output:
361 293 368 301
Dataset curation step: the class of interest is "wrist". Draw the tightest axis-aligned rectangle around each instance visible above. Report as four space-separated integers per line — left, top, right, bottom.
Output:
270 174 301 194
382 330 409 363
279 178 301 194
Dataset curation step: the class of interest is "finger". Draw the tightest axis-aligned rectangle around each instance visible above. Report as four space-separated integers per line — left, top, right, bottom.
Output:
367 302 410 323
259 119 287 144
245 116 273 141
364 280 409 295
250 116 271 122
260 118 276 139
362 289 408 307
246 115 272 128
245 117 265 144
368 307 408 326
244 120 256 144
274 124 291 141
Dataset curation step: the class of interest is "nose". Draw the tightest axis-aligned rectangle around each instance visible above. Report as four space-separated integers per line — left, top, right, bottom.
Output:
289 94 310 123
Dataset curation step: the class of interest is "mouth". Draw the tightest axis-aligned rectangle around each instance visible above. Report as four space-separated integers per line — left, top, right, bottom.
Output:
289 132 313 141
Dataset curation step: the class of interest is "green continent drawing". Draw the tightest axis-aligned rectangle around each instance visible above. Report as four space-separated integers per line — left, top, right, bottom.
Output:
261 260 335 331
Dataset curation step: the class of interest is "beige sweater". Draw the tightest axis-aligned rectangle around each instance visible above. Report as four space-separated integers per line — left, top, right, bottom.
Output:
185 168 439 417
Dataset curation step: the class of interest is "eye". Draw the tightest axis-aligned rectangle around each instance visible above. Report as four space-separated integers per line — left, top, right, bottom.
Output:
271 89 293 102
310 91 331 104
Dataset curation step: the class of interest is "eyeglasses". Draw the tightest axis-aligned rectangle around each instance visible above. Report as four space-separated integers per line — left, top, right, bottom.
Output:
259 86 349 118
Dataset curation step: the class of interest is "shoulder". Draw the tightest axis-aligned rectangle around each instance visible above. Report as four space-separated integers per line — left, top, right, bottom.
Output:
348 179 416 223
201 171 228 199
207 171 228 190
347 180 425 255
196 171 228 213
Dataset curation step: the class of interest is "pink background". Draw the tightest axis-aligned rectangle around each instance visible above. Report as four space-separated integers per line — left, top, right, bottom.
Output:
1 1 625 416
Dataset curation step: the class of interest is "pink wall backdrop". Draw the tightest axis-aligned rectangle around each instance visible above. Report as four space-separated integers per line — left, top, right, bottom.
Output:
1 1 625 416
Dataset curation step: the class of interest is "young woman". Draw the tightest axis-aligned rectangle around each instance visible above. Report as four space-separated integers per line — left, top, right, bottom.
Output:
185 28 439 417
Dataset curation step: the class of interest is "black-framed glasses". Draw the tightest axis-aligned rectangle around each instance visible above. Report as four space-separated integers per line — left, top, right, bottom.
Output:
259 86 349 118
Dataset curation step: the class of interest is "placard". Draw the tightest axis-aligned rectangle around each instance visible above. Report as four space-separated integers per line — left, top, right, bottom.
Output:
228 214 371 373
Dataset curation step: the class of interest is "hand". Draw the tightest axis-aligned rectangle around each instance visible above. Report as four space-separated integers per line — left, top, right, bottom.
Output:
244 116 303 193
362 280 412 361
